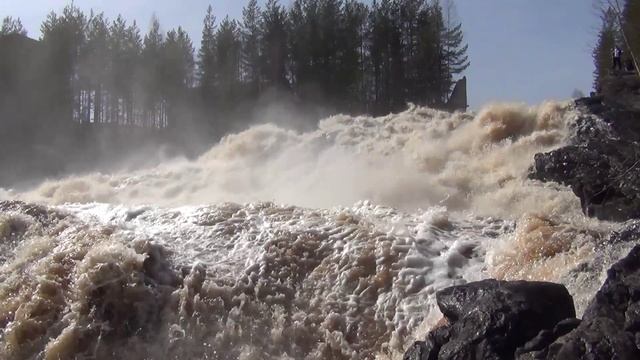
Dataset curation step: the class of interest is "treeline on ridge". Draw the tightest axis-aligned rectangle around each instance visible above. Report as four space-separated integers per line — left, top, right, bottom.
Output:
0 0 469 186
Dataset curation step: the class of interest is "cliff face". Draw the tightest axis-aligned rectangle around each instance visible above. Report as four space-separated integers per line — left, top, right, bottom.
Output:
600 74 640 112
530 77 640 221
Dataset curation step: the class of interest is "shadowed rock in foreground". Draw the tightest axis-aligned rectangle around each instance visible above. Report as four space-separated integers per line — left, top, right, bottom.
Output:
403 245 640 360
403 280 576 360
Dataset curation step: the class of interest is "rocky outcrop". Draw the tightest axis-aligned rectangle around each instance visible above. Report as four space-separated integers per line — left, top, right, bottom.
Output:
518 244 640 360
530 96 640 221
599 74 640 113
403 280 576 360
404 245 640 360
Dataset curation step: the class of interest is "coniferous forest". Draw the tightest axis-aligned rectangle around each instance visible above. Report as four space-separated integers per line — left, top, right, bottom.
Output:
0 0 469 186
593 0 640 90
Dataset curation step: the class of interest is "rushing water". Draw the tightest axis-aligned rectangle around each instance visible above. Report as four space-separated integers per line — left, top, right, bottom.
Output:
0 102 635 359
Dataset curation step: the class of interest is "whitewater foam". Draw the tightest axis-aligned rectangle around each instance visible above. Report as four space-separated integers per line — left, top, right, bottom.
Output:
7 102 581 219
0 102 632 359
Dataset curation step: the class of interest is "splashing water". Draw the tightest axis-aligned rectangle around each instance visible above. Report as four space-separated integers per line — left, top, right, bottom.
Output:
11 102 577 216
0 102 632 359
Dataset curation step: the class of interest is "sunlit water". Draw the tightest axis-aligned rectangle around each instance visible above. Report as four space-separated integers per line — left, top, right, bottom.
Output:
0 102 634 359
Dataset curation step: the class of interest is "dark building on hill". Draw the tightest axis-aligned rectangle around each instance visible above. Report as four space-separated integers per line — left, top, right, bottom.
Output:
445 76 468 112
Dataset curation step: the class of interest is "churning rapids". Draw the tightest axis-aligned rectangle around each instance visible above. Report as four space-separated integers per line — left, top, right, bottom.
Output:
0 103 635 360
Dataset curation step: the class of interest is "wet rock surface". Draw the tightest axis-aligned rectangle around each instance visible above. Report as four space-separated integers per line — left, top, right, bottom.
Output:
403 280 576 360
530 83 640 221
404 244 640 360
530 97 640 221
517 244 640 360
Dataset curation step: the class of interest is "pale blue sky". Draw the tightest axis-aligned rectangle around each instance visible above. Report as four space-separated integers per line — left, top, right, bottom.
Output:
1 0 600 109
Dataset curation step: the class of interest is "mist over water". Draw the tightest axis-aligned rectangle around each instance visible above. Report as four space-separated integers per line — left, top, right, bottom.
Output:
0 102 632 359
9 102 579 216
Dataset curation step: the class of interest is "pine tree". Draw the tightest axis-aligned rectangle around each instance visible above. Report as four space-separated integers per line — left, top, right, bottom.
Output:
339 0 368 111
198 5 217 105
241 0 262 96
124 21 142 124
163 26 194 128
79 12 110 123
593 7 618 91
622 0 640 69
1 17 27 36
261 0 290 90
414 2 439 105
178 28 195 89
368 0 404 114
0 16 32 142
288 0 307 88
387 1 405 112
141 15 165 127
109 15 129 124
40 4 86 126
2 0 476 138
318 0 342 100
440 0 469 96
288 0 318 96
399 0 427 105
215 16 242 113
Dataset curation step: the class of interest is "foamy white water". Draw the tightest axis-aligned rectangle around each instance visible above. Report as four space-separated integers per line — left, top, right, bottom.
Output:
11 103 579 216
0 102 633 359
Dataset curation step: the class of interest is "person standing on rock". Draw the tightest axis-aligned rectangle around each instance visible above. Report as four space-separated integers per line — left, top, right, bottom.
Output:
613 46 623 72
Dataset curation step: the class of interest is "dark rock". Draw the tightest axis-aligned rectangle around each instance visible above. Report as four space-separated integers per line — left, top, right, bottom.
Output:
404 326 452 360
540 317 639 360
404 279 576 360
530 77 640 222
516 319 581 358
529 100 640 221
403 245 640 360
403 341 429 360
582 244 640 326
574 95 604 110
125 207 149 221
517 245 640 360
436 280 576 329
600 74 640 113
514 318 581 359
610 221 640 244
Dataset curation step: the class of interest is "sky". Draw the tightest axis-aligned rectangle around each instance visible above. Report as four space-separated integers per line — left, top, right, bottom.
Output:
1 0 601 109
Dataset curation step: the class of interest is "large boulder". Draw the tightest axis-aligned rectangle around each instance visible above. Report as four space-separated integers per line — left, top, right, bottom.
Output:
517 245 640 360
518 246 640 360
404 279 576 360
404 245 640 360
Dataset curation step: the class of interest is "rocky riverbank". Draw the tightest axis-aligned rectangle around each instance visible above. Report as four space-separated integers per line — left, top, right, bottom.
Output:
404 84 640 359
530 93 640 221
404 239 640 360
529 75 640 221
